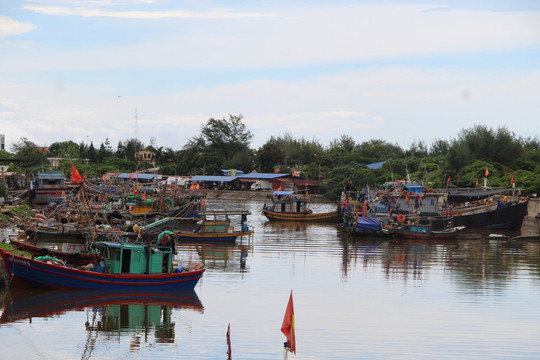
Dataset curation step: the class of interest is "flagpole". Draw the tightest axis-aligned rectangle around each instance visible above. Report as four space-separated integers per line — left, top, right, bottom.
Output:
284 342 289 360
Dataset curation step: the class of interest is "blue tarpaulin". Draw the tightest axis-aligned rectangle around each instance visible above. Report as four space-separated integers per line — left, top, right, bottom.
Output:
272 190 294 196
356 217 382 230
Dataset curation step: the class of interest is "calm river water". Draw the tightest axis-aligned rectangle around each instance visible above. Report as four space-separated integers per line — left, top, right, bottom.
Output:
1 199 540 359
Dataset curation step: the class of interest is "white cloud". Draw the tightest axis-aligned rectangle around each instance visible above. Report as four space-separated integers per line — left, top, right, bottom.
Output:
0 16 37 39
5 4 539 73
22 5 275 19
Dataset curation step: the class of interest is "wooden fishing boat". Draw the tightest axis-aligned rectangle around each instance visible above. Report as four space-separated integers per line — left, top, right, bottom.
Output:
176 210 253 243
0 241 205 290
390 215 466 240
390 224 465 240
30 170 74 205
263 190 340 222
343 216 393 238
441 189 529 230
9 238 101 266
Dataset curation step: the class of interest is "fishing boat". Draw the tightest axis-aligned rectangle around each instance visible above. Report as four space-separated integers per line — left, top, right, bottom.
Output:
442 189 529 230
344 216 393 238
9 238 101 266
263 190 340 222
30 170 74 205
0 240 205 290
390 215 466 240
343 183 529 230
176 210 253 243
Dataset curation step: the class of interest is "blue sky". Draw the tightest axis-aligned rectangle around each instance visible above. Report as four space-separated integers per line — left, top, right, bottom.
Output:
1 0 539 152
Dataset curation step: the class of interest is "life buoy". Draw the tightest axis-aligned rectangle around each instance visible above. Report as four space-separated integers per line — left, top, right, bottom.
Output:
34 214 46 221
402 190 407 197
407 191 414 197
397 215 405 223
427 188 433 193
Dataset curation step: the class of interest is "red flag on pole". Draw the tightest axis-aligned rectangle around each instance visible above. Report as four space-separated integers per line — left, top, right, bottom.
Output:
71 163 83 183
226 323 232 360
475 178 478 187
281 290 296 354
485 168 489 177
511 175 515 185
447 176 451 183
130 172 134 179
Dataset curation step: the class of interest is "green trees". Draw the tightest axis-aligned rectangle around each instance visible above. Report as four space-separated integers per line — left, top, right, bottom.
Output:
3 120 539 196
10 138 48 173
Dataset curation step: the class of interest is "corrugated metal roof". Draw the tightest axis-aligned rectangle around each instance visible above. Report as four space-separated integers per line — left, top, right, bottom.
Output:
190 175 236 182
237 173 288 180
118 173 156 180
367 161 386 169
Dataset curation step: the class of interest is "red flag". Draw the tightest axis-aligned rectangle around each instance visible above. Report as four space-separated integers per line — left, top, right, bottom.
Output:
102 175 106 182
196 183 200 190
475 178 478 187
133 186 138 195
71 163 83 183
281 291 296 354
447 176 451 183
226 323 232 360
55 190 58 198
485 168 489 177
511 175 515 185
190 184 194 190
130 172 134 179
278 185 282 191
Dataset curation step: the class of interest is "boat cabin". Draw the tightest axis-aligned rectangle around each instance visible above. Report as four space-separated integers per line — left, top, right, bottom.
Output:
196 210 251 233
95 241 174 275
269 191 311 214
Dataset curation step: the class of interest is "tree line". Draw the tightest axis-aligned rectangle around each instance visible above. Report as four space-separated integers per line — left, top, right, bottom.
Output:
1 115 539 199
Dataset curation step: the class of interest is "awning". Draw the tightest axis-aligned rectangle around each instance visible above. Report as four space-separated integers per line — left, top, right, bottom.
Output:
273 190 295 196
447 189 513 203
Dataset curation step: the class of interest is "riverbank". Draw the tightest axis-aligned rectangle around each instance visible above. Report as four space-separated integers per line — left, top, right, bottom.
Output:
204 189 329 203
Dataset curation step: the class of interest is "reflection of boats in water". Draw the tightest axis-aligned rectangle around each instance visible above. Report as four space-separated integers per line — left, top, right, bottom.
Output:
0 288 203 325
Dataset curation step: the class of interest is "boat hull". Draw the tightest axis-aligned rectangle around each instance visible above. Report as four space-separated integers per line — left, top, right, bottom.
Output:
0 249 204 291
263 208 340 223
450 200 528 230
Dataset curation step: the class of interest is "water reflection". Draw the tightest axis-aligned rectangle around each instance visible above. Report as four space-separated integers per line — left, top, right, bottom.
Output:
177 243 251 272
339 236 540 289
0 289 203 351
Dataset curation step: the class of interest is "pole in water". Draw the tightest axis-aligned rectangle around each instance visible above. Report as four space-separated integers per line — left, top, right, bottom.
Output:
284 341 289 360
